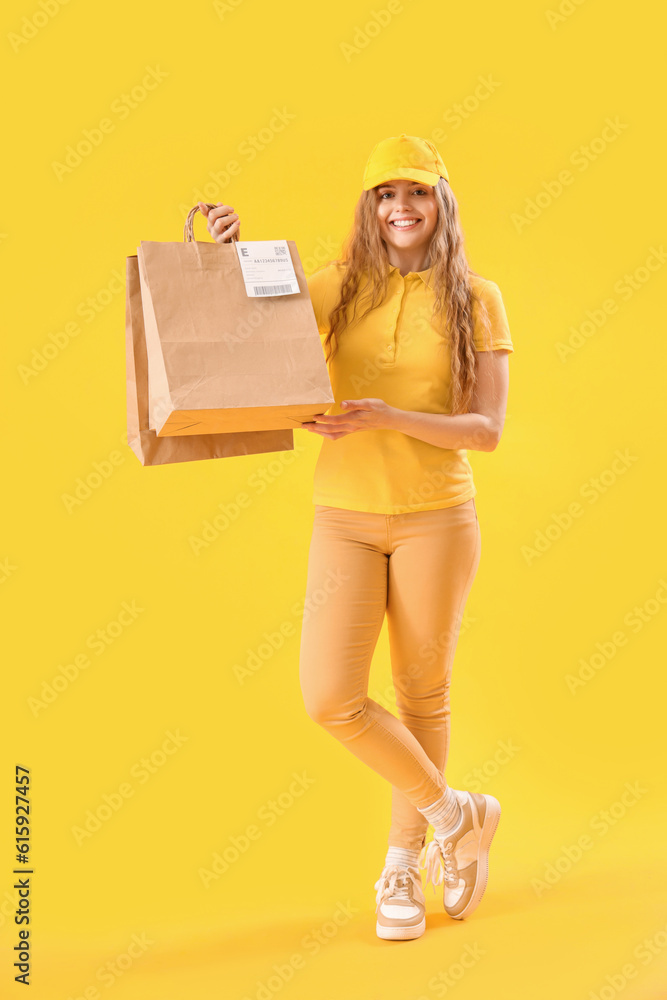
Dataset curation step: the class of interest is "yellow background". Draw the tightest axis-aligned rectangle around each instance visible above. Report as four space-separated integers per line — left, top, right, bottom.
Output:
3 0 666 997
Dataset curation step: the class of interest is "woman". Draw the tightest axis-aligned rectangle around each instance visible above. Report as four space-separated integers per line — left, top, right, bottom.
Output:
198 132 514 942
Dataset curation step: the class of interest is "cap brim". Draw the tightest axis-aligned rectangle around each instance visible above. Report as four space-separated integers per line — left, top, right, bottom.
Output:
362 166 444 191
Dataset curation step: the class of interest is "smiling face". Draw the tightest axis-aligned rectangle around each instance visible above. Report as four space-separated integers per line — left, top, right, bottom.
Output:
375 178 438 262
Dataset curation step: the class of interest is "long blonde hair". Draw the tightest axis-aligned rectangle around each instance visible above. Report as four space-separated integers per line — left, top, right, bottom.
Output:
317 178 492 415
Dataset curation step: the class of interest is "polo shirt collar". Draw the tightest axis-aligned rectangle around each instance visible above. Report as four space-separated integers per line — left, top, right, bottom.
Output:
388 263 434 286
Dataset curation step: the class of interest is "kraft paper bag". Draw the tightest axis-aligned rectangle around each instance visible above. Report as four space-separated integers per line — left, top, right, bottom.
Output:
136 204 334 438
125 254 295 466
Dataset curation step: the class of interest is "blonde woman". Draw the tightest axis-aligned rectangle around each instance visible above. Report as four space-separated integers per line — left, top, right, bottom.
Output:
198 133 513 941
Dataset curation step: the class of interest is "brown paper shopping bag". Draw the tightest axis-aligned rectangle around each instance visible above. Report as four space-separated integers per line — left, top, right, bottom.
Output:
136 204 334 438
125 253 295 466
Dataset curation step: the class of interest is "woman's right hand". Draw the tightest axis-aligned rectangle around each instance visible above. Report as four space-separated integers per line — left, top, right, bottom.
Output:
197 202 241 242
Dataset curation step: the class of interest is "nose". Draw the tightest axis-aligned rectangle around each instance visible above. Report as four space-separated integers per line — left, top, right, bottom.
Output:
392 195 419 215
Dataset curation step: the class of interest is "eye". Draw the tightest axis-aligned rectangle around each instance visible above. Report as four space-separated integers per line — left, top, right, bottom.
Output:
379 188 427 198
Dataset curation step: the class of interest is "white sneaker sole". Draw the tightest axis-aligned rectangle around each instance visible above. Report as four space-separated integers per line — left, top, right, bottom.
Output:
376 915 426 940
449 794 501 920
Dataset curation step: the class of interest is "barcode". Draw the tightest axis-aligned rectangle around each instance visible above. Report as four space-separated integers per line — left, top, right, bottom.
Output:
275 246 288 256
252 283 294 295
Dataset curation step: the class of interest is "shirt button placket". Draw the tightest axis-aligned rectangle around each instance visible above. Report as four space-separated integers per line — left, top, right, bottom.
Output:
387 288 401 362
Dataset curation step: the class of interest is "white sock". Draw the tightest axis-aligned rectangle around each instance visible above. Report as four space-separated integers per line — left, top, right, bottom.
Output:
384 845 421 869
419 786 462 837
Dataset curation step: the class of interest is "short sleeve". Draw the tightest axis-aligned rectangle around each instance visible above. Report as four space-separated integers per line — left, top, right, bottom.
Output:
306 264 339 335
473 280 514 353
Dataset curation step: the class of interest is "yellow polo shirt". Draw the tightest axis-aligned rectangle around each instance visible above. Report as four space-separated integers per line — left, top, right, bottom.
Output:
305 262 514 514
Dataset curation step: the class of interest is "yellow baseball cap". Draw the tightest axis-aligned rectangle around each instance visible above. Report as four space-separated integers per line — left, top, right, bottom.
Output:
362 133 449 190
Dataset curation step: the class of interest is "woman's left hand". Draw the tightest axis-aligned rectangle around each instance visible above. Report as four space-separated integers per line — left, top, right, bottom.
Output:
302 398 395 440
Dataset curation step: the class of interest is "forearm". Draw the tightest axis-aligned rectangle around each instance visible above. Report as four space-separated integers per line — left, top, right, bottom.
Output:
386 406 499 452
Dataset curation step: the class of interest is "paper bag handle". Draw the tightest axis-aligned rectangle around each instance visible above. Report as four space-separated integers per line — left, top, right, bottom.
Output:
183 203 239 244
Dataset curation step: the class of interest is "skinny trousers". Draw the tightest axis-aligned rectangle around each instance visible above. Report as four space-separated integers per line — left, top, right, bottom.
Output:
298 498 481 853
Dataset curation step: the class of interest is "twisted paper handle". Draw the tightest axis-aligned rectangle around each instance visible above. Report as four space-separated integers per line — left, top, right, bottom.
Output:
183 203 239 244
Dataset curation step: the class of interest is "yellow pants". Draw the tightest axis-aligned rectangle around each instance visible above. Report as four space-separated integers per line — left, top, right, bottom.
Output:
299 498 481 853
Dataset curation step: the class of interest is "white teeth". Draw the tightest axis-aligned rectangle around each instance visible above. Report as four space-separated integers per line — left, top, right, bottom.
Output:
391 219 420 227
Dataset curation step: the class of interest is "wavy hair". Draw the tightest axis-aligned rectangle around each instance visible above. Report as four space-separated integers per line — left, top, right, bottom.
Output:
316 177 492 415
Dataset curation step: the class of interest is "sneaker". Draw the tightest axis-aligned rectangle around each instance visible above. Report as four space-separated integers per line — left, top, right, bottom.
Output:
374 863 426 940
419 789 501 920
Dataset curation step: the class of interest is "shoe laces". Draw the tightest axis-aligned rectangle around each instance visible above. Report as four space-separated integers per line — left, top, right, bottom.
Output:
419 838 459 892
374 864 421 908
